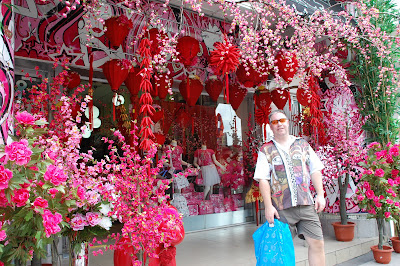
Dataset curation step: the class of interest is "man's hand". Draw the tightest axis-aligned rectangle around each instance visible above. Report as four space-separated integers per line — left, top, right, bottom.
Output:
265 205 280 224
314 194 326 213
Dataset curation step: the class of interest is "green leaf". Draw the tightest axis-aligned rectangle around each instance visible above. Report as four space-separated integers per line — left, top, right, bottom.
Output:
24 210 33 221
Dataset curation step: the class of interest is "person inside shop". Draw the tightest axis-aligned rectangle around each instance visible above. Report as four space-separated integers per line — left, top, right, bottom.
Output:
253 109 326 266
164 139 190 174
193 142 226 200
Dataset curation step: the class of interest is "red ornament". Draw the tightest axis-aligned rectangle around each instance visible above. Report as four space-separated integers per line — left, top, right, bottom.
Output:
104 15 133 48
255 105 271 126
236 62 269 88
152 74 171 100
229 83 247 111
63 71 81 90
176 36 200 67
296 88 311 107
124 66 141 101
253 90 272 109
205 76 223 102
102 59 130 93
151 109 164 123
275 50 298 84
179 76 203 107
153 133 166 145
271 88 290 109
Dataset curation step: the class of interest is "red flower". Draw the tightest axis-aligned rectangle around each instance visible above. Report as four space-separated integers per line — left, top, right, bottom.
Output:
12 188 30 207
33 197 48 209
0 166 12 190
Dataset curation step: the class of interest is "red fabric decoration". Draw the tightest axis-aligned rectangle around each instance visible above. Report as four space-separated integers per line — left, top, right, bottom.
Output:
275 50 298 84
147 28 164 56
176 36 200 67
124 66 141 102
113 237 136 266
176 110 192 127
152 74 171 100
205 76 223 102
296 88 312 106
229 83 247 111
236 62 269 88
255 105 271 126
271 88 290 109
253 90 272 109
179 76 203 107
104 15 133 48
63 71 80 90
153 133 166 145
102 59 130 93
151 109 164 123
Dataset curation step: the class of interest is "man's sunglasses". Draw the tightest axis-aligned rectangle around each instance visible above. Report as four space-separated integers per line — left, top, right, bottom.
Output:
270 118 288 125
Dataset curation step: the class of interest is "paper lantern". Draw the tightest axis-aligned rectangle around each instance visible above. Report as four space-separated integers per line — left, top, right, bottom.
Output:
104 15 133 48
236 62 269 88
253 89 272 109
275 50 298 84
102 59 130 93
205 76 223 102
271 88 290 109
179 76 203 107
229 83 247 111
124 66 141 101
176 36 200 67
63 71 81 90
296 88 311 107
152 74 171 100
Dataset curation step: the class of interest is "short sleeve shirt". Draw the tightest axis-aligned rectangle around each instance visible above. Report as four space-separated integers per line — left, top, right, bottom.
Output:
194 149 215 166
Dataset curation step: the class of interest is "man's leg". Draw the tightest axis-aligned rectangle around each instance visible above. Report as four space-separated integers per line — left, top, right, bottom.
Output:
304 236 325 266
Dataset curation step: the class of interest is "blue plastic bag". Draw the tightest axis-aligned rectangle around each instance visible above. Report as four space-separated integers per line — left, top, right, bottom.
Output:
253 219 295 266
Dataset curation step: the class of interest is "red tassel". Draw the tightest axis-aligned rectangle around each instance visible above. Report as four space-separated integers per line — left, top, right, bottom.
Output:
225 74 229 103
186 76 190 101
263 124 266 142
288 89 292 111
89 53 94 131
113 93 116 121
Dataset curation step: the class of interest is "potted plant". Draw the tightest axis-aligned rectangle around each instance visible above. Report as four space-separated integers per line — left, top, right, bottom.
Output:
391 216 400 253
317 88 366 241
356 142 400 263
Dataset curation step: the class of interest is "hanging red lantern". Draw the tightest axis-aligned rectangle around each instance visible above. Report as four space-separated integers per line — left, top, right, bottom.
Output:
124 66 141 102
205 76 223 102
176 36 200 67
229 83 247 111
152 73 171 100
271 88 290 109
296 88 312 107
63 71 81 90
236 62 269 88
102 59 130 93
253 88 272 109
275 50 298 84
104 15 133 48
179 75 203 107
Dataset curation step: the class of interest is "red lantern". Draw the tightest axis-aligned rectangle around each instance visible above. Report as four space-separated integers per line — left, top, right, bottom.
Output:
275 50 298 84
271 88 290 109
236 62 268 88
102 59 130 93
205 76 223 102
296 88 311 107
63 71 81 90
124 66 141 101
229 83 247 111
253 89 272 109
152 74 171 100
176 36 200 67
104 15 133 48
179 76 203 107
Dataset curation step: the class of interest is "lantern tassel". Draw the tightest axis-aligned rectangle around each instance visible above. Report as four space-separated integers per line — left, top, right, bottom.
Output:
226 74 229 103
113 93 116 121
288 89 292 111
89 53 94 131
263 124 267 142
187 76 190 103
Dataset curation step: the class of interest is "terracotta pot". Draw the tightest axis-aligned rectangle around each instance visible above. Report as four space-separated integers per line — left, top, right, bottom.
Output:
331 221 355 242
370 245 393 264
390 236 400 253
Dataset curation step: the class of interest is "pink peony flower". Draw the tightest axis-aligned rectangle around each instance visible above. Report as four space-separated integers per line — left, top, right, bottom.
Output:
375 168 385 177
392 169 399 178
368 208 377 215
33 197 48 209
357 195 365 202
375 150 387 160
0 261 4 266
44 165 67 186
0 190 8 208
70 213 88 231
12 188 30 207
0 166 12 190
367 142 380 149
387 199 394 204
42 210 62 237
388 178 395 186
389 146 399 156
77 186 86 200
364 169 373 175
48 188 59 199
15 111 36 125
86 212 102 227
0 230 6 241
375 202 382 208
4 139 32 165
366 189 375 199
363 181 371 190
86 190 100 205
385 212 391 218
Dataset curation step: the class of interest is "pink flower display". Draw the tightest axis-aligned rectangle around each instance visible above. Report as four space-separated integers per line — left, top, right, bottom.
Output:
384 212 391 218
42 210 62 237
4 139 32 166
70 213 88 231
15 111 36 125
86 212 102 227
12 188 30 207
48 188 58 199
375 168 385 177
365 189 375 199
0 190 8 208
0 230 6 241
33 197 48 209
43 165 67 186
0 166 12 190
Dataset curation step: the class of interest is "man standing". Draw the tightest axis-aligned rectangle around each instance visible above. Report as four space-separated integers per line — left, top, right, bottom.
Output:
254 109 326 266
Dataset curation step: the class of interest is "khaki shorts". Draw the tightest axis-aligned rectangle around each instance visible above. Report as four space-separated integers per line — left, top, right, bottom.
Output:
277 205 323 240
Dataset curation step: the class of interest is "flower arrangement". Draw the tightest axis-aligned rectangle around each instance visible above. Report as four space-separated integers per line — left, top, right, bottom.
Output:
356 142 400 249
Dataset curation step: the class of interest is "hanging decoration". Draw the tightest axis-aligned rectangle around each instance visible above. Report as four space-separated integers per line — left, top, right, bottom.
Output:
205 75 223 102
296 88 312 107
63 71 81 90
275 50 298 84
229 83 247 111
124 66 141 102
179 75 203 107
151 109 164 123
138 34 155 150
147 28 167 57
253 87 272 109
88 50 94 131
271 88 290 110
153 133 166 146
101 59 130 120
104 15 133 48
255 105 271 141
307 74 327 145
152 73 171 100
176 36 200 67
236 61 269 88
209 37 241 103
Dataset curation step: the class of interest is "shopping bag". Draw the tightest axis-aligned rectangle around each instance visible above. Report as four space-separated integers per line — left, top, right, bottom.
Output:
253 219 295 266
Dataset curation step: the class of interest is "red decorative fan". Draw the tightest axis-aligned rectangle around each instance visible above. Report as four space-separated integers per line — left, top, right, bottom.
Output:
205 76 223 102
104 15 133 48
176 36 200 67
271 88 290 109
229 83 247 111
254 90 272 109
275 50 298 84
152 74 171 100
296 88 311 107
63 71 81 90
179 76 203 107
124 66 141 101
236 61 269 88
